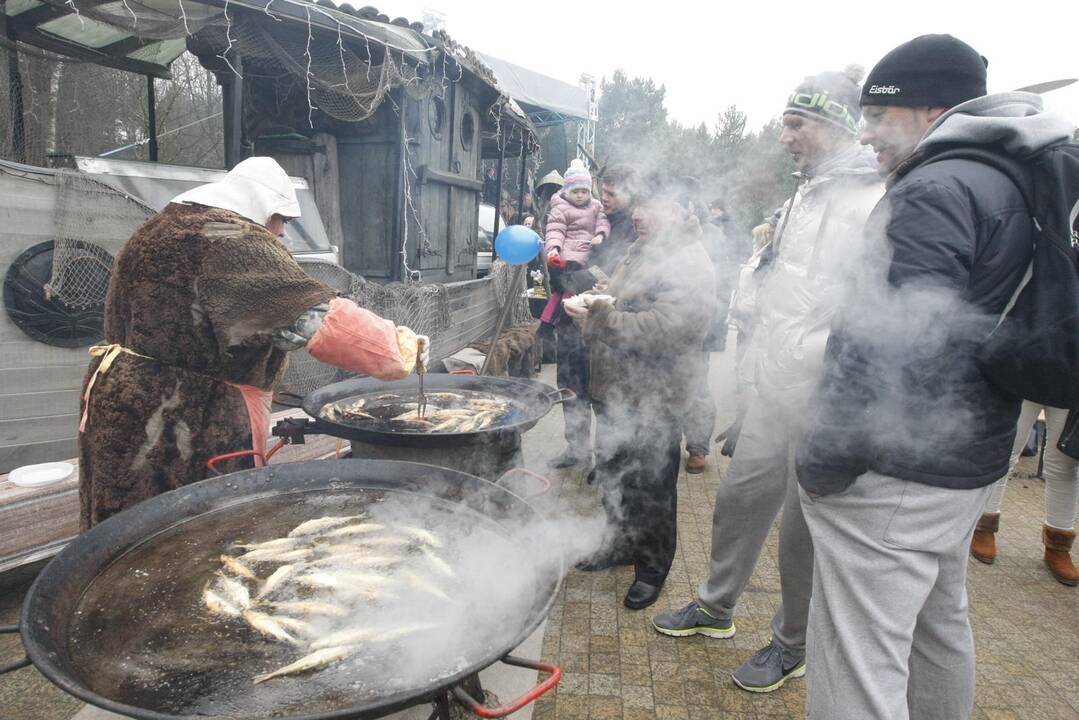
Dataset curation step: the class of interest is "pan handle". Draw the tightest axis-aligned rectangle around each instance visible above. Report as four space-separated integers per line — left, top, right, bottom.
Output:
0 624 30 676
545 388 576 405
495 468 551 499
451 655 561 718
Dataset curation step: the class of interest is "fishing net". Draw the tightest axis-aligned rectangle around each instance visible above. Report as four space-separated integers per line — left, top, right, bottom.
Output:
45 171 156 309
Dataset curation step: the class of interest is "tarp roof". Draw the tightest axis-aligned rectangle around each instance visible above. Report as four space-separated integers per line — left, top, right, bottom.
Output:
477 53 588 121
0 0 436 79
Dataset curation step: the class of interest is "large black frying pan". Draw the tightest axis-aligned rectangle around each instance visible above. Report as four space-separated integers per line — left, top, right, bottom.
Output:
2 460 563 720
299 375 572 448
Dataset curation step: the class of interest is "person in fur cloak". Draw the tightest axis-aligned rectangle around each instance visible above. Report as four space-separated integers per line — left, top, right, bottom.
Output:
78 158 429 529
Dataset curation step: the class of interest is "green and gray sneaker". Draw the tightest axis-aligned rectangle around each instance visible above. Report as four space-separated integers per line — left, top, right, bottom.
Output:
731 641 805 693
651 601 735 638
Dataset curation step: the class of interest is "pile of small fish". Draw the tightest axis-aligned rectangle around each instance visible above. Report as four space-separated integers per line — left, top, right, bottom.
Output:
201 514 454 684
320 391 513 433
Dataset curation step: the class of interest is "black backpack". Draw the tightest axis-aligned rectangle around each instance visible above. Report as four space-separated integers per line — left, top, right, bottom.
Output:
926 142 1079 409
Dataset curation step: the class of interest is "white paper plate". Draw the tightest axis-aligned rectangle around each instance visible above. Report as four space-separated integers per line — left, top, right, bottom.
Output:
8 461 75 488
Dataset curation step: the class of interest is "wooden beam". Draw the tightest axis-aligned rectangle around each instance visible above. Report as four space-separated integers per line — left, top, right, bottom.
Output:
418 165 483 192
221 55 244 168
146 75 158 161
11 27 171 79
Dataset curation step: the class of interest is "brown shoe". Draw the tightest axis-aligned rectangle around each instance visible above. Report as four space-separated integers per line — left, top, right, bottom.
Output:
1042 525 1078 586
686 453 707 474
970 512 999 564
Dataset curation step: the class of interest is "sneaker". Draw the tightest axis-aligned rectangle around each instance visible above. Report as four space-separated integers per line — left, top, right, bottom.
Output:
731 641 805 693
651 601 735 639
548 448 588 469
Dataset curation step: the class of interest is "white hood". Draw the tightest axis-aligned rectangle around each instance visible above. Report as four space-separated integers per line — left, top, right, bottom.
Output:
170 157 302 225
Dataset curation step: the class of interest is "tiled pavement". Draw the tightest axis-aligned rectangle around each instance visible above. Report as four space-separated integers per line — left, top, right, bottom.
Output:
530 424 1079 720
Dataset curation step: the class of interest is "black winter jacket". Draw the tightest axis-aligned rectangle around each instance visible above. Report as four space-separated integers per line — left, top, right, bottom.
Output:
796 154 1034 493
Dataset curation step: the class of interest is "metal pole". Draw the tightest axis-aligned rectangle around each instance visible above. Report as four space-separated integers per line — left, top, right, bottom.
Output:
515 130 528 222
146 75 158 161
479 264 526 376
222 57 244 169
492 111 506 238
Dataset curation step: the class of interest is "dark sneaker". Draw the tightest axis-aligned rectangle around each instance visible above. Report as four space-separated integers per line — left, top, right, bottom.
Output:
652 601 735 638
548 449 588 469
731 641 805 693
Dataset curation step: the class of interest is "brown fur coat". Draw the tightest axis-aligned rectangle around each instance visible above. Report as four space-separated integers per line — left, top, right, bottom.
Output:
79 203 336 529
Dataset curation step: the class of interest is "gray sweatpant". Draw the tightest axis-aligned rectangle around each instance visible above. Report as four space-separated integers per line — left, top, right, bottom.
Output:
800 471 992 720
697 396 813 655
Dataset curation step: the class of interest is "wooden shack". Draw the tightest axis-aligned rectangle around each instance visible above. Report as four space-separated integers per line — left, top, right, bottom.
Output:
0 1 538 475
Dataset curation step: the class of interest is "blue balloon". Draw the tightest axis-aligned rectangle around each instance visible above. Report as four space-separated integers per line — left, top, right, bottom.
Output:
494 225 542 265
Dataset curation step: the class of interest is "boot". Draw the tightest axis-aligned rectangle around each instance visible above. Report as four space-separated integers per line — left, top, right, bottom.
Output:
686 453 707 474
1042 525 1078 587
970 512 999 564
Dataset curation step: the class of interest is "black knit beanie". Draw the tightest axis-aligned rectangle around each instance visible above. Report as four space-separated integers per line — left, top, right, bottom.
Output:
785 66 864 135
861 34 987 108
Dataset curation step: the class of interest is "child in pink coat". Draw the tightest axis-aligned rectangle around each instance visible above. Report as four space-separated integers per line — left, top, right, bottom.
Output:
540 159 610 326
544 158 611 269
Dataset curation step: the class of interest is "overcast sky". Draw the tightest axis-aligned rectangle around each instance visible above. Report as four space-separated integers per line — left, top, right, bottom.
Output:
375 0 1078 132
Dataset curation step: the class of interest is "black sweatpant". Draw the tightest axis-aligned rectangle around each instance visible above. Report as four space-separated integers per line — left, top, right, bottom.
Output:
554 321 591 452
594 401 681 585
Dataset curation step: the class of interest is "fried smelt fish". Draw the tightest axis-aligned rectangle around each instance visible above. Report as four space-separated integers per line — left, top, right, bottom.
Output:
273 616 316 637
297 571 392 590
370 623 440 642
398 526 443 548
323 522 385 539
310 627 375 650
203 585 242 617
235 537 299 552
401 571 450 601
268 600 349 617
220 555 258 581
288 515 364 538
256 564 298 599
252 645 358 684
242 610 300 645
421 548 456 579
239 546 312 563
215 573 252 610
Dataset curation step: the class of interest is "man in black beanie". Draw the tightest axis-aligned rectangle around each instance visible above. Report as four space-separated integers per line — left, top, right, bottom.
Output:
796 34 1075 720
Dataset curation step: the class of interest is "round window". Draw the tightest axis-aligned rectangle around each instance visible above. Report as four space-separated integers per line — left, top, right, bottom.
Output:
429 96 446 138
460 111 475 151
3 241 110 347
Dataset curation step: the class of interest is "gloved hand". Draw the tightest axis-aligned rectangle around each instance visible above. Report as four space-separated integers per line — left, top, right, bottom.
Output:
547 248 566 269
591 233 605 245
416 335 431 371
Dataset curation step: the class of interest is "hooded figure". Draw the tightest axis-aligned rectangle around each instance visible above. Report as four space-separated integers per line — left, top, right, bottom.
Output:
79 158 427 529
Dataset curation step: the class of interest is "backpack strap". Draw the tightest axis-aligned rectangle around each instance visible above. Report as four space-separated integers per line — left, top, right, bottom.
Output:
920 146 1037 221
921 146 1037 328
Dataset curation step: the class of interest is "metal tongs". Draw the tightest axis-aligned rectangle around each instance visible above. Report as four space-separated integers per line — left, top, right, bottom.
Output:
415 336 427 418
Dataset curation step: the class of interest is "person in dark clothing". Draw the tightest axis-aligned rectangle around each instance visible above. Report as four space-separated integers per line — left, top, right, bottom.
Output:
794 35 1075 720
564 178 714 610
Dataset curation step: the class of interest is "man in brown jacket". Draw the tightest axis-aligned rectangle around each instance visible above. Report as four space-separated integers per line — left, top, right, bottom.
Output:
565 178 715 609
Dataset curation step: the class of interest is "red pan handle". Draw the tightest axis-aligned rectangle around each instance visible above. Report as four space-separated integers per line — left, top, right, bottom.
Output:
451 656 561 718
495 468 551 498
206 439 287 475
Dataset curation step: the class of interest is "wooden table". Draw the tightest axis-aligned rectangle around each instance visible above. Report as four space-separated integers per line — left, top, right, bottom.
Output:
0 410 345 573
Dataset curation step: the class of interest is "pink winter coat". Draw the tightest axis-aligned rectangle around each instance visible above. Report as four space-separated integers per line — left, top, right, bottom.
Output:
543 194 611 265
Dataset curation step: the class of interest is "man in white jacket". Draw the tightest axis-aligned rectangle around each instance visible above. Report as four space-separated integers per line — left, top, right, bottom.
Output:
652 68 883 693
